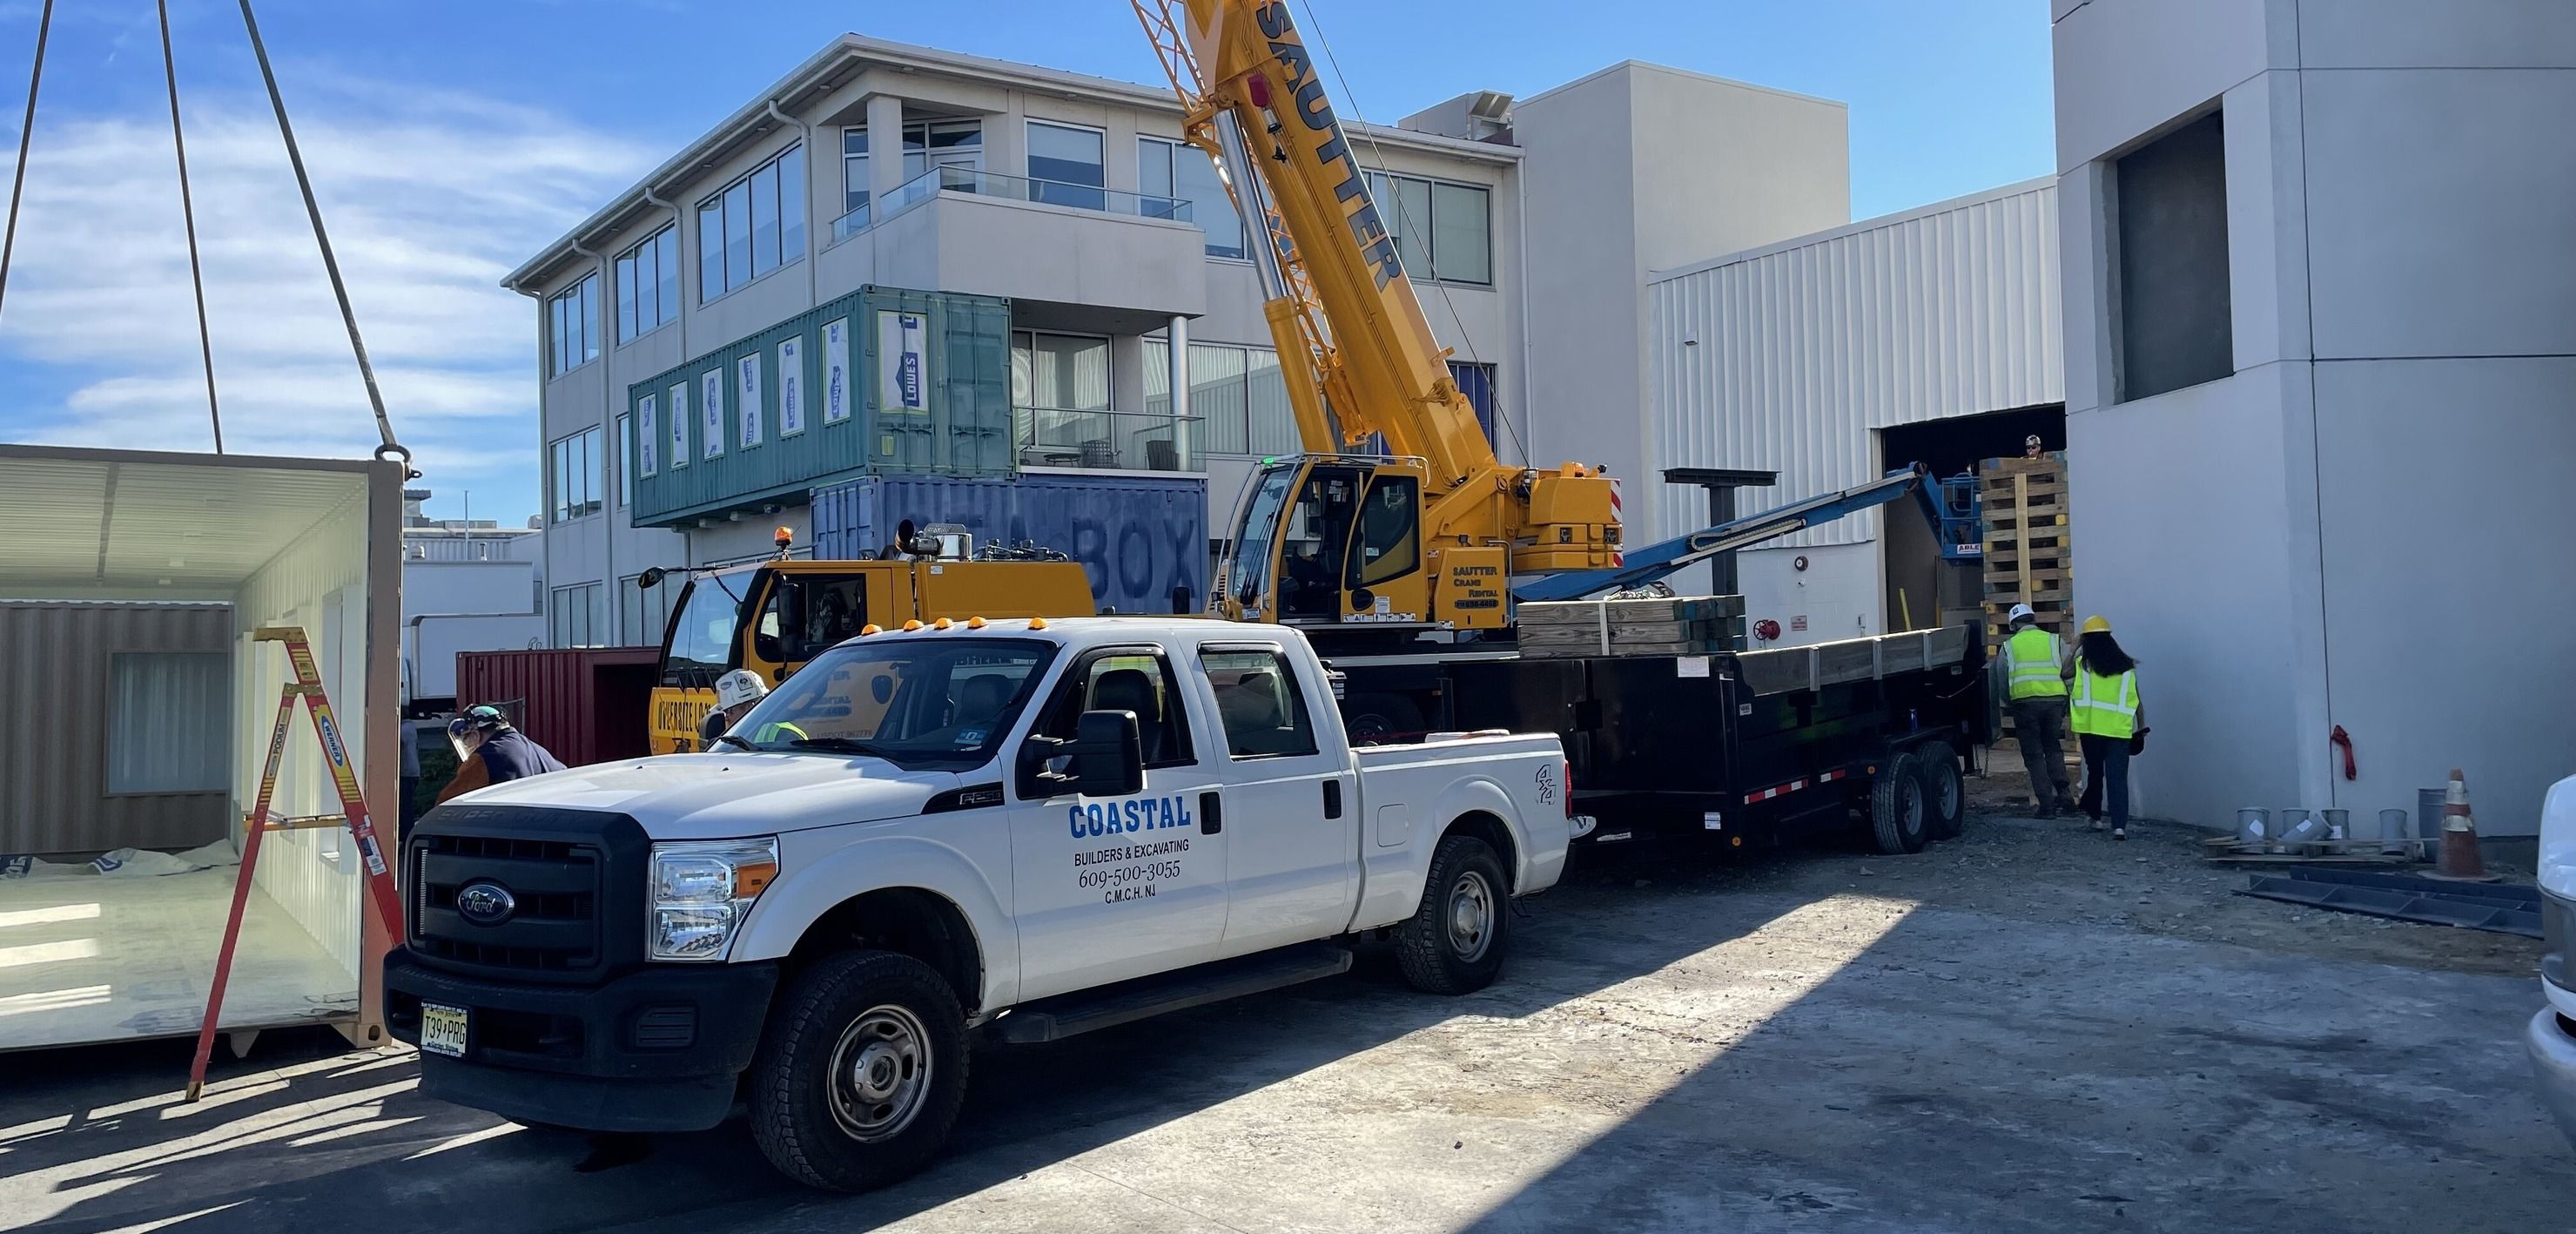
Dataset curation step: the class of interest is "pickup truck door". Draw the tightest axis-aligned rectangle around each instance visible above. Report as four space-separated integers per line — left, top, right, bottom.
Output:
1008 646 1229 1001
1195 643 1360 957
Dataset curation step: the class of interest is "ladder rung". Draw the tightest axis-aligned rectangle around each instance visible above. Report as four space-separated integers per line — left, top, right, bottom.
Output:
248 813 349 831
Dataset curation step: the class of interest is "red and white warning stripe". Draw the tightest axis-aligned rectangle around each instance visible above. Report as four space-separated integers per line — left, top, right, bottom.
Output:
1608 476 1624 568
1744 768 1848 804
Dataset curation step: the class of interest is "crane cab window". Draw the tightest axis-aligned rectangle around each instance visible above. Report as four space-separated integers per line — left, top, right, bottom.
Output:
752 574 873 664
1350 474 1420 587
1281 467 1362 620
664 575 747 687
1032 650 1196 768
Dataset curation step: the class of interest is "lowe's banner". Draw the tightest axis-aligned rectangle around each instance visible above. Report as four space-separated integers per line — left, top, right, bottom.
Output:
878 311 927 414
812 474 1208 617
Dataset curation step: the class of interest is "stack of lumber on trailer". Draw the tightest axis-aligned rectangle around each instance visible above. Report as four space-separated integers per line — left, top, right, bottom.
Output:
1980 454 2073 742
1517 595 1747 658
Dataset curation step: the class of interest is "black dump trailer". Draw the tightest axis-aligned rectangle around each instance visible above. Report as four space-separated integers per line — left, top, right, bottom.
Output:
1440 624 1993 855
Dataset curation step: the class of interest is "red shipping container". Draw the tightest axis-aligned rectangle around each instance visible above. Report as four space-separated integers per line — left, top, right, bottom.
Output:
454 647 659 767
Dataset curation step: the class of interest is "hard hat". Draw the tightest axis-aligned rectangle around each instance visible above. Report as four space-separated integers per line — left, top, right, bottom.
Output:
2082 615 2113 635
2007 604 2035 624
714 669 769 711
447 705 508 738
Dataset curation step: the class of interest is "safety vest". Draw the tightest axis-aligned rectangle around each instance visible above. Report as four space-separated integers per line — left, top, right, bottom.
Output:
2069 668 2139 738
2001 628 2068 700
750 719 809 744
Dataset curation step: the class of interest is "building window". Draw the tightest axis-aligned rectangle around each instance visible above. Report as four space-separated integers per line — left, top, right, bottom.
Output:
1364 172 1491 285
551 582 606 649
615 413 633 508
697 144 805 303
615 225 680 343
549 425 602 523
107 651 229 793
547 272 600 375
1139 136 1246 260
621 571 680 649
1027 120 1106 211
1014 330 1150 467
844 119 985 215
1146 340 1296 458
2115 109 2233 401
1449 361 1496 446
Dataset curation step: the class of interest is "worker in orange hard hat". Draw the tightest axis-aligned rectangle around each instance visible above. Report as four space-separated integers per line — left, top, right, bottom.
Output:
2068 616 2147 840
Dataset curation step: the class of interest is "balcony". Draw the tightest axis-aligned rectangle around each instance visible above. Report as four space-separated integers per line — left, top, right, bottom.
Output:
820 167 1209 327
1014 408 1201 473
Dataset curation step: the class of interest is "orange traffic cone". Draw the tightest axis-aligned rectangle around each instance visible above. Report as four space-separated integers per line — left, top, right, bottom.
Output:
2431 767 2492 881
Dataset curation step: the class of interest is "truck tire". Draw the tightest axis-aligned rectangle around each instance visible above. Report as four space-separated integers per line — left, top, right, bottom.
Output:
1343 692 1423 745
749 950 970 1193
1914 740 1965 840
1395 833 1510 995
1869 752 1929 855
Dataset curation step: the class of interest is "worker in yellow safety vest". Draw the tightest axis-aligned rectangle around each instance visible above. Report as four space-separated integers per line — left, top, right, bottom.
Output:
1999 604 2075 817
2068 615 2146 840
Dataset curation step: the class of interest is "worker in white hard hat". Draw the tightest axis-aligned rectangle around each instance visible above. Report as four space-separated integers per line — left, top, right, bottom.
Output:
1998 604 2075 817
699 668 804 749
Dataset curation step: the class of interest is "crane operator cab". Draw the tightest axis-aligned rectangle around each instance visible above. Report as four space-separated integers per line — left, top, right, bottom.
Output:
641 529 1095 752
1217 454 1615 633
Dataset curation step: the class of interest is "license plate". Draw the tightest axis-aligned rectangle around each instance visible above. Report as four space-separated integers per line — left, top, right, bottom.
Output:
420 1002 468 1058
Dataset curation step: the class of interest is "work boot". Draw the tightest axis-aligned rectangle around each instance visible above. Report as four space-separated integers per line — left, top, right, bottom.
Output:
2089 817 2106 833
2113 826 2128 841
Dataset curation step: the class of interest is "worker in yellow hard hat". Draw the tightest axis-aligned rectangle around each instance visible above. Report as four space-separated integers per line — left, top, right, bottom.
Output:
2068 616 2146 840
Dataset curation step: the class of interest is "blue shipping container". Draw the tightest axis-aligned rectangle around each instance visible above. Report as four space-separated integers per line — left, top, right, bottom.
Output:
811 474 1208 617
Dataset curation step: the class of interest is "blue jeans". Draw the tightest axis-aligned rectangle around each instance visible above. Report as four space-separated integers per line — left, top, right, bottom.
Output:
2078 733 2130 828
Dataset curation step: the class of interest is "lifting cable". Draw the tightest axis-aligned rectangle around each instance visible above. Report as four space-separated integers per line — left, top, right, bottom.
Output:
158 0 223 453
1292 0 1534 467
235 0 413 473
0 0 54 327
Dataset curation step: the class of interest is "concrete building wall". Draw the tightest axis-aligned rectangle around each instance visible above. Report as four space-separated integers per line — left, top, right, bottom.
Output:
1517 63 1848 538
2055 0 2576 833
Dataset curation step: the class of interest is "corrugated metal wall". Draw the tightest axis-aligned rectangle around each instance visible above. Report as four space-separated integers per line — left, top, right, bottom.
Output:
811 473 1209 617
0 602 233 855
629 285 1014 528
1647 179 2062 549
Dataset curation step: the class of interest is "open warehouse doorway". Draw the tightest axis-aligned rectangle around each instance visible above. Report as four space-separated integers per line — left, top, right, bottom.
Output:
1878 403 2067 639
0 446 403 1055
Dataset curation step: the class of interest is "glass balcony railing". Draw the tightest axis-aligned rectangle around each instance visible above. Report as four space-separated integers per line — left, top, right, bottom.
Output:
1014 408 1201 473
833 166 1193 243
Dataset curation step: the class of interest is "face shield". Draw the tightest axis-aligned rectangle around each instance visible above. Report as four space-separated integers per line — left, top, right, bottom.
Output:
447 718 483 761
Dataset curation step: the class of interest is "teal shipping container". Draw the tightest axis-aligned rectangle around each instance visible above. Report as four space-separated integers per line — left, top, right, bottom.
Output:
625 286 1012 528
810 474 1208 617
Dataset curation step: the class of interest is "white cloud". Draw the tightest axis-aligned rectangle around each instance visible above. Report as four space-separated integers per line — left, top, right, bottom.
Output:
0 77 652 521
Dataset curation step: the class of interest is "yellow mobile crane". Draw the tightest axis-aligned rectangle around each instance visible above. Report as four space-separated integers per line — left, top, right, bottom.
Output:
1134 0 1621 635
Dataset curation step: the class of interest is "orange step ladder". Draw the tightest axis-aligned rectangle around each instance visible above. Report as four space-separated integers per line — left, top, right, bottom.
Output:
186 626 404 1100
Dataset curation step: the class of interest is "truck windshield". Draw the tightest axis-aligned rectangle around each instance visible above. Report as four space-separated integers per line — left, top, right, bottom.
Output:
1228 464 1298 612
732 637 1056 767
664 572 748 687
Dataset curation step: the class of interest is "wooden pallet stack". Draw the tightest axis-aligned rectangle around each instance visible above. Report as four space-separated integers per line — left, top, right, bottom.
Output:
1981 454 2072 745
1979 455 2073 652
1517 595 1747 659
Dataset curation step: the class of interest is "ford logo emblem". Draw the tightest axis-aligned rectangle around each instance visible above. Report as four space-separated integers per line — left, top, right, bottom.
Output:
454 880 516 925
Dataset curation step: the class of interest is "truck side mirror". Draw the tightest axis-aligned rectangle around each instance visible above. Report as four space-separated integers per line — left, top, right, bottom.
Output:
1017 710 1144 799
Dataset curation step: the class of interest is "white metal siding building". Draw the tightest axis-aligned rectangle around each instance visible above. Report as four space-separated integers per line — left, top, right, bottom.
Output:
1646 179 2061 644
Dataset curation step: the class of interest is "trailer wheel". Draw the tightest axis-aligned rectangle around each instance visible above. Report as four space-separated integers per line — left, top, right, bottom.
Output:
1869 752 1929 854
1343 692 1423 745
1395 833 1511 995
1914 740 1965 840
749 950 970 1193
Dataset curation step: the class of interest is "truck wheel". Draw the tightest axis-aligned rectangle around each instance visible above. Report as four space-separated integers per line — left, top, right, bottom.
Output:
1869 752 1929 855
749 950 969 1193
1914 740 1965 840
1343 692 1423 745
1396 833 1510 995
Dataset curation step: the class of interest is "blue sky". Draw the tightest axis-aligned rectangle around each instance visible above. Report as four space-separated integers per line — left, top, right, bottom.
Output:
0 0 2053 525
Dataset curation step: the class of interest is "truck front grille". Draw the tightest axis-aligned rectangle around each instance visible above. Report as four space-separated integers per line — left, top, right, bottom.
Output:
409 833 603 978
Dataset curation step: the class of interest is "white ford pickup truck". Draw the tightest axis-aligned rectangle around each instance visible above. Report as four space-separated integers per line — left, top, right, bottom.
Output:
387 617 1571 1190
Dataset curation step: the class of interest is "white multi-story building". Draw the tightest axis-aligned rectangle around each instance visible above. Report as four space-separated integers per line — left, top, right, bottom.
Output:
2054 0 2576 833
506 35 1849 649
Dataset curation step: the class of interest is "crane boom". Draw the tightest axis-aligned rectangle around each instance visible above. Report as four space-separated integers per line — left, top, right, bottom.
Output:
1134 0 1621 631
1511 468 1940 603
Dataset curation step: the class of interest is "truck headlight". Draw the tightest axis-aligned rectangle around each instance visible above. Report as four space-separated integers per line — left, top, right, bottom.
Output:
647 838 779 961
